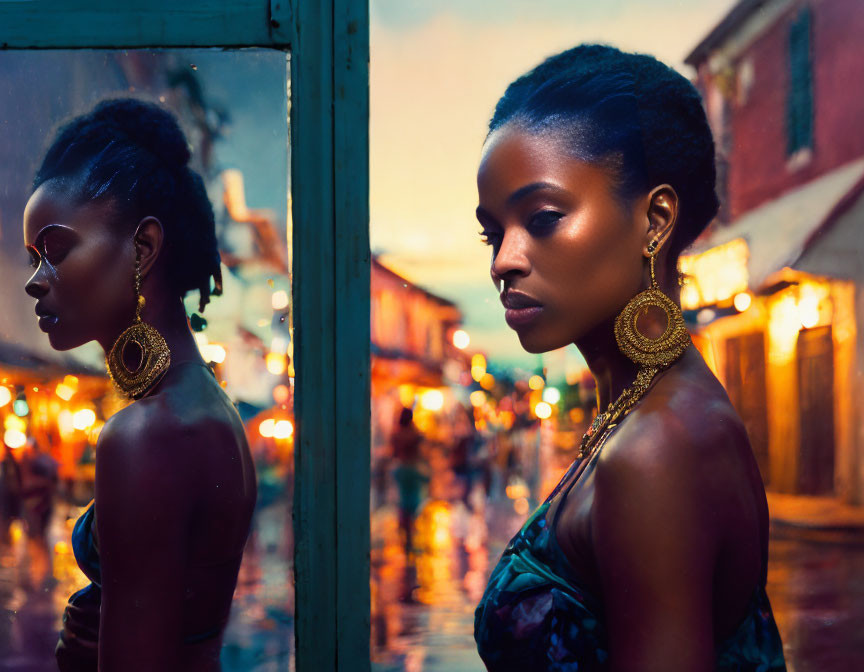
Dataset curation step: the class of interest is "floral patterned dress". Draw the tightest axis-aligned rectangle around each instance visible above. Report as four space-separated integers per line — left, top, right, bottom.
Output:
474 424 787 672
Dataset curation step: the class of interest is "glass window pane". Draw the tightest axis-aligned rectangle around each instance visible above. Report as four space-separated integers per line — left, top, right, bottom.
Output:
0 48 293 670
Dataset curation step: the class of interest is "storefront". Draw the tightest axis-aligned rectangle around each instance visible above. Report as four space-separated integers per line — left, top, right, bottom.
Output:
682 157 864 505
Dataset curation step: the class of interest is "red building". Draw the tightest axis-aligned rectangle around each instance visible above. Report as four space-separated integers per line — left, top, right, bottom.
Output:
688 0 864 220
683 0 864 504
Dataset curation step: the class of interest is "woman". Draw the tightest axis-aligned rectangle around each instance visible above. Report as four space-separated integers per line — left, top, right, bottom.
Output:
22 98 257 671
473 45 786 671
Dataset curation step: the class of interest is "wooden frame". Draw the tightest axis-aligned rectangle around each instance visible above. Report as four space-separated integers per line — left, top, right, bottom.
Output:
0 1 371 670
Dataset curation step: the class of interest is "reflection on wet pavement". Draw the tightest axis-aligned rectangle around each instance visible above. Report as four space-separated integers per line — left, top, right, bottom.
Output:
2 484 863 671
371 485 864 672
767 531 864 672
0 499 294 671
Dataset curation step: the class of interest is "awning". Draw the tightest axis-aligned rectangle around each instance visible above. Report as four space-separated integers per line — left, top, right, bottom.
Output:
688 156 864 292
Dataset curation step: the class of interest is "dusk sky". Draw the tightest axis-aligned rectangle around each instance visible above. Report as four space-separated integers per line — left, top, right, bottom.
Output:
369 0 739 370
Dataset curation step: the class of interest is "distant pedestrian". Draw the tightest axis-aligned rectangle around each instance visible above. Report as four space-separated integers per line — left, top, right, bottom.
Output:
391 408 428 555
19 437 58 587
0 446 22 545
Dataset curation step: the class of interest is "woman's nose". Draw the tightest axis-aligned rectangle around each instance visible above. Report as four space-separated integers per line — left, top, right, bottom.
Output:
24 270 49 299
491 230 531 284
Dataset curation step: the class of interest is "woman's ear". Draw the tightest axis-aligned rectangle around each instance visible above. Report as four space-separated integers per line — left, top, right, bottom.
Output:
643 184 679 256
133 216 164 278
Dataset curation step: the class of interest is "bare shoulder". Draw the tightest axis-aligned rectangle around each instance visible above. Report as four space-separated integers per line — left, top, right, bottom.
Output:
95 389 242 501
594 361 751 521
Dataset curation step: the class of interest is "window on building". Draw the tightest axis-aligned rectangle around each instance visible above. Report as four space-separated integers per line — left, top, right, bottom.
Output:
786 6 814 155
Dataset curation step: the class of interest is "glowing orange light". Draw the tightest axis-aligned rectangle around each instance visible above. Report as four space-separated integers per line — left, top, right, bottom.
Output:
259 418 275 438
55 384 75 401
72 408 96 430
452 330 470 349
534 401 553 419
266 352 286 375
419 389 444 412
274 420 293 439
3 429 26 449
733 291 752 312
273 384 290 404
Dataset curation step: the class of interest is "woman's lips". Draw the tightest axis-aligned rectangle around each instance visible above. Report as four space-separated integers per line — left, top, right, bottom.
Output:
500 290 544 330
505 306 543 329
36 307 59 331
38 314 59 331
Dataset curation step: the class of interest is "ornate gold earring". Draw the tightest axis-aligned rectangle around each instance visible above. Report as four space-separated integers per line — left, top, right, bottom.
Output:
105 245 171 399
613 237 691 369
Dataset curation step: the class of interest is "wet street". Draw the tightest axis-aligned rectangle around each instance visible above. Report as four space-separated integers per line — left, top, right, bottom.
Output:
0 498 294 672
370 485 864 672
1 489 863 670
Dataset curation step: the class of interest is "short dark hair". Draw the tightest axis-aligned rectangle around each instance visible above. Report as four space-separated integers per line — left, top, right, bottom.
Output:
489 43 719 271
32 97 222 313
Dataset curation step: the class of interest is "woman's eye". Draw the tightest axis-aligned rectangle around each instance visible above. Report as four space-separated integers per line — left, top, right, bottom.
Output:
528 210 564 233
478 229 501 246
42 237 70 265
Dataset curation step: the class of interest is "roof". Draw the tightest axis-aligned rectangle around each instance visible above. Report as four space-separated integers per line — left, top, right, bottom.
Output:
372 255 458 310
688 156 864 290
684 0 768 66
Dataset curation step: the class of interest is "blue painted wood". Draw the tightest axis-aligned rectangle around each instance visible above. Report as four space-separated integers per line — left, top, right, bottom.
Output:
0 0 279 48
289 0 371 668
288 0 338 668
333 0 371 669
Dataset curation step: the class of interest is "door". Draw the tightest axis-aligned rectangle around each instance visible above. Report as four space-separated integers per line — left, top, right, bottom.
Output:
725 332 770 485
797 325 835 495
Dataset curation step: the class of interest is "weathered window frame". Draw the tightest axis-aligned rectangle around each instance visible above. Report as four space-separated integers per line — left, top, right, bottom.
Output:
0 2 371 670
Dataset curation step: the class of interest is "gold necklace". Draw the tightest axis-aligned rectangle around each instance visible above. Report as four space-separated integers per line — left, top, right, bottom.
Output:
576 365 662 459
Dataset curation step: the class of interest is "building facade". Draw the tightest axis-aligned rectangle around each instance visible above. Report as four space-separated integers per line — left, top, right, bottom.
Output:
684 0 864 504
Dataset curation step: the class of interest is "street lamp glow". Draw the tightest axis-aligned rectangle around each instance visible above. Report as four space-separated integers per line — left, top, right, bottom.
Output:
542 387 561 405
452 329 470 349
480 373 495 391
4 429 26 449
534 401 553 419
55 383 75 401
733 291 752 312
266 352 287 375
469 390 486 407
259 418 275 438
73 409 96 430
528 375 545 391
274 420 294 439
4 415 25 432
420 389 445 412
272 290 289 310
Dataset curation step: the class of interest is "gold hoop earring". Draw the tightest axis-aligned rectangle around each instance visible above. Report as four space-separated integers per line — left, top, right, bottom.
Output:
105 247 171 399
613 238 691 369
